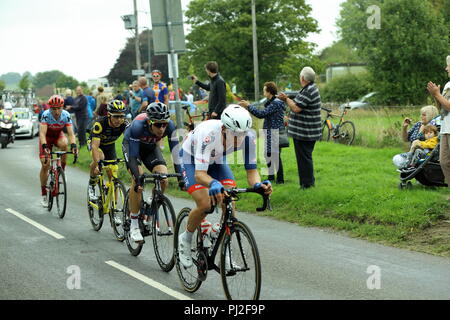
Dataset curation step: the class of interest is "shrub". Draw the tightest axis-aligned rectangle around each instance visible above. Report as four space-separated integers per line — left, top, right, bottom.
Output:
321 72 374 103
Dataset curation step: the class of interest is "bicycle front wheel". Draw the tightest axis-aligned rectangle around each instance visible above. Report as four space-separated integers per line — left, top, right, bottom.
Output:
152 194 176 272
335 121 355 145
110 179 126 242
220 220 261 300
55 168 67 219
123 189 143 256
46 170 54 212
174 207 203 293
87 181 104 231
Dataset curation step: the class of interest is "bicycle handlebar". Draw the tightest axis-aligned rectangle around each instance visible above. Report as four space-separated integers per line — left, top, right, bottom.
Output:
141 173 182 183
48 151 78 164
206 186 272 214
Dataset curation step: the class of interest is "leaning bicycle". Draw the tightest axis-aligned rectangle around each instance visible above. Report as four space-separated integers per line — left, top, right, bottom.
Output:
174 187 271 300
45 151 77 219
183 104 209 132
123 173 181 272
321 106 355 145
87 159 127 241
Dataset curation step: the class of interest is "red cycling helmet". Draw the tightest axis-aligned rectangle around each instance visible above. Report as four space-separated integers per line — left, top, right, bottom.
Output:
48 95 65 108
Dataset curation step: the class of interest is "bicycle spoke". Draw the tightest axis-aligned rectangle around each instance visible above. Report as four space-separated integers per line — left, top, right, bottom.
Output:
152 196 176 272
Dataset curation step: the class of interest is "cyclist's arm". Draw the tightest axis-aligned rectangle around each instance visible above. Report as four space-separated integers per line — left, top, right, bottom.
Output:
66 125 77 145
39 123 48 145
165 120 182 175
91 139 102 164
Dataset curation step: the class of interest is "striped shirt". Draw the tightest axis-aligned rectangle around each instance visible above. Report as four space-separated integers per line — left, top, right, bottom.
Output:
287 83 322 141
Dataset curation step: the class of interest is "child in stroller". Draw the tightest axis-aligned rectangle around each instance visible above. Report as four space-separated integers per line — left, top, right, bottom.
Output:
405 125 439 168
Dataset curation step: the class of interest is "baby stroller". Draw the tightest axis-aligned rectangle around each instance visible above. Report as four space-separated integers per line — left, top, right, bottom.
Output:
397 143 447 189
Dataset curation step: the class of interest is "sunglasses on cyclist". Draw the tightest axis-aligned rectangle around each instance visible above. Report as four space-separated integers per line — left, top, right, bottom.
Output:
152 122 168 128
110 114 126 119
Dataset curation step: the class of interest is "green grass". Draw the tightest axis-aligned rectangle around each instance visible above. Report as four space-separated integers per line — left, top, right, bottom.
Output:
70 108 450 257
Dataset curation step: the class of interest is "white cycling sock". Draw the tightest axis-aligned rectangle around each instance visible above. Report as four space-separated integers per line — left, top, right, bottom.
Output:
131 213 139 229
182 230 193 243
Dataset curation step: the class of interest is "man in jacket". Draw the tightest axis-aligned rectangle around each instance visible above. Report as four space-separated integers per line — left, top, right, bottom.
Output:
68 86 89 147
191 61 227 119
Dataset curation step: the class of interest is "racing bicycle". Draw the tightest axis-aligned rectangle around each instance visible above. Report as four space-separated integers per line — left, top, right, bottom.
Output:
321 106 356 145
87 159 127 241
174 187 271 300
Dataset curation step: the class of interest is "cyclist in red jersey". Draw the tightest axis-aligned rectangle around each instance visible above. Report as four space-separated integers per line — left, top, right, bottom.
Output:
39 95 78 207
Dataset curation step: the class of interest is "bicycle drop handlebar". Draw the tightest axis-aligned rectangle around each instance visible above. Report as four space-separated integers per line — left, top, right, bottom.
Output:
49 151 78 164
206 186 272 213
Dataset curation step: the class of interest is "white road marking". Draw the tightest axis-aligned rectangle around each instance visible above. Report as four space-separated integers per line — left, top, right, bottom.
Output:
5 208 65 240
105 260 193 300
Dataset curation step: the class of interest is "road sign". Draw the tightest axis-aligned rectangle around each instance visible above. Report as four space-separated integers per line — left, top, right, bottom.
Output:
121 15 136 30
149 0 186 55
132 69 145 76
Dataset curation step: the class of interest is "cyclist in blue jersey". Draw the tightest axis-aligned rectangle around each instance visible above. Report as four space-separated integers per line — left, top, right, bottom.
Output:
177 105 273 268
122 102 180 242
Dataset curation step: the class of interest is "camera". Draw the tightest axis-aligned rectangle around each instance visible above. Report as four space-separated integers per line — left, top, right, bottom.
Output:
188 75 195 81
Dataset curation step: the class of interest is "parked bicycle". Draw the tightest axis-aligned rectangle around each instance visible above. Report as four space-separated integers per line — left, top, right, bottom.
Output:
321 106 356 145
87 159 127 241
123 173 181 272
183 104 209 132
174 187 271 300
45 151 78 219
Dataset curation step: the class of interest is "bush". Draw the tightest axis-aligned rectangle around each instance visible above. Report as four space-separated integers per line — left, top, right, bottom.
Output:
321 72 374 103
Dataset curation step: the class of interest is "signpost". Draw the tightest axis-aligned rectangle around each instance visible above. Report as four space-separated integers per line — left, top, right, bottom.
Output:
132 69 146 76
149 0 186 130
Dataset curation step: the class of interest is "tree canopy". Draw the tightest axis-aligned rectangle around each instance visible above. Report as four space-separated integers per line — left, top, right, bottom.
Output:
181 0 319 99
337 0 450 105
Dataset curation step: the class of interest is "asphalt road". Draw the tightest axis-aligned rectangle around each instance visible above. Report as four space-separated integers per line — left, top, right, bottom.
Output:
1 137 449 300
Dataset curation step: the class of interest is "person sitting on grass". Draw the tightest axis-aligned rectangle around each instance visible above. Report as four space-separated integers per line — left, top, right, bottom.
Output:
406 125 439 168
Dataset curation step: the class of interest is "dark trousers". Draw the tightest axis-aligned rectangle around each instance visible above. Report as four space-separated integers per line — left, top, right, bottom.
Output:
76 116 88 147
266 148 284 182
293 139 316 188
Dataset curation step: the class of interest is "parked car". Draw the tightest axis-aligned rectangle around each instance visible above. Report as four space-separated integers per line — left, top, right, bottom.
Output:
12 108 39 138
339 92 378 110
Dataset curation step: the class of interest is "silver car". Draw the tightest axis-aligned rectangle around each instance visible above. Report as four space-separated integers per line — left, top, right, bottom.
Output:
339 92 378 110
13 108 39 138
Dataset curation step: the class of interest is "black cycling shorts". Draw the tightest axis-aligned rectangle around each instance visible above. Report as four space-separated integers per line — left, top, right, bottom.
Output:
122 140 167 172
99 143 117 161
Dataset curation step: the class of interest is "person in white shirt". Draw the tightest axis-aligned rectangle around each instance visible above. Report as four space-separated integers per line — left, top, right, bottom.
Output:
427 55 450 199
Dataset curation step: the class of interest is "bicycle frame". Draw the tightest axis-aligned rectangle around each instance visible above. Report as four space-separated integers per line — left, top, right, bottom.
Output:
183 105 209 131
88 161 121 214
47 151 76 196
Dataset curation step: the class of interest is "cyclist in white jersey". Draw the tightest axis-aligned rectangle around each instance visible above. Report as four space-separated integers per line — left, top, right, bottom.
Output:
178 104 273 268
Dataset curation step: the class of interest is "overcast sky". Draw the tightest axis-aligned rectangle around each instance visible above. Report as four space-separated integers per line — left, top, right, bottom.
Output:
0 0 345 82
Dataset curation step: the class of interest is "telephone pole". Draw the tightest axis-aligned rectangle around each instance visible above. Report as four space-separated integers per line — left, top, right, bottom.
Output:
251 0 260 100
134 0 142 75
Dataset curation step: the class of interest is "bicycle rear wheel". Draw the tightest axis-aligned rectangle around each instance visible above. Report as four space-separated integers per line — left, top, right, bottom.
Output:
335 121 355 145
87 181 104 231
152 194 176 272
123 190 144 256
55 168 67 219
174 207 203 293
321 121 331 142
110 179 126 242
220 220 261 300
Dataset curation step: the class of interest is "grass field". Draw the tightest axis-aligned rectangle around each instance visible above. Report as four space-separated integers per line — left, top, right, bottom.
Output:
71 107 450 257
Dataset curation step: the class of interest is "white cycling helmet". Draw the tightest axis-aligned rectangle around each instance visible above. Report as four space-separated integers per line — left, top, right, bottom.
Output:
4 102 12 110
221 104 252 133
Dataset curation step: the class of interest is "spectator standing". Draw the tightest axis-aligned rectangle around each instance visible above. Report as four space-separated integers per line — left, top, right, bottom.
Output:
95 94 108 118
86 91 96 130
137 76 154 113
64 89 76 132
150 70 169 105
240 82 286 184
70 86 89 147
129 80 144 119
279 67 322 189
95 86 108 110
427 55 450 199
191 61 227 119
186 91 194 104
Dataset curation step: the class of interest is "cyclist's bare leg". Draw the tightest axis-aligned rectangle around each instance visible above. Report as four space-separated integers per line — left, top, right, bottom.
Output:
152 164 168 193
186 188 211 233
56 136 68 169
39 157 50 191
129 166 144 214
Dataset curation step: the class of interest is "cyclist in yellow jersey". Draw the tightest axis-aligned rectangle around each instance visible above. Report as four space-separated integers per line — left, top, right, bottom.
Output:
88 100 127 199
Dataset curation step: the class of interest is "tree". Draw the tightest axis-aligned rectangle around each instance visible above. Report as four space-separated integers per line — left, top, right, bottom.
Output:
319 40 364 65
108 29 169 86
337 0 449 105
0 80 5 92
33 70 66 89
181 0 319 99
18 74 31 91
55 74 79 89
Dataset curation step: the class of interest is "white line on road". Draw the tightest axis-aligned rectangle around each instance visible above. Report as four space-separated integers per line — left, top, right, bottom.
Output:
5 208 65 240
105 260 193 300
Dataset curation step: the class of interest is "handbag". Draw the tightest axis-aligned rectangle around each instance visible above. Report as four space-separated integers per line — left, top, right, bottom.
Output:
278 126 290 148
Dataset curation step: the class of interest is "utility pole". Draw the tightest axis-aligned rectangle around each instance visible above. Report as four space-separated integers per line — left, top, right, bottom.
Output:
251 0 260 101
134 0 142 76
